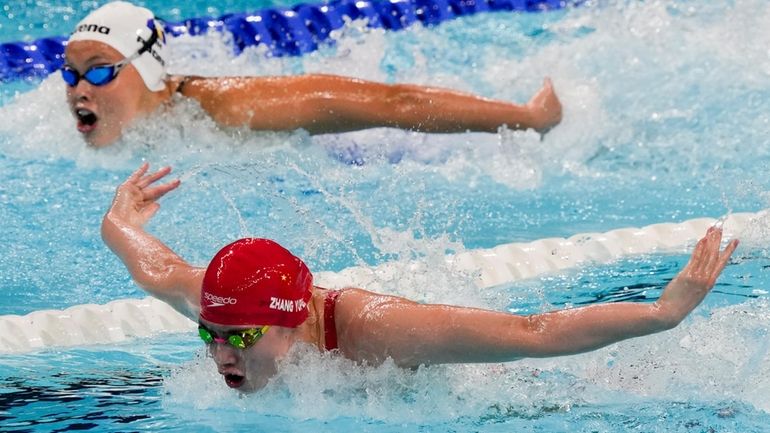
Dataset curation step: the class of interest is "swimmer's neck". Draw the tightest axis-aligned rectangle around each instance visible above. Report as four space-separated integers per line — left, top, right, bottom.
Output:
134 76 191 119
132 77 178 117
297 287 332 351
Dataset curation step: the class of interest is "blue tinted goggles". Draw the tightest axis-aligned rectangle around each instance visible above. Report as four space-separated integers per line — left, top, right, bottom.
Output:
61 21 159 87
61 61 130 87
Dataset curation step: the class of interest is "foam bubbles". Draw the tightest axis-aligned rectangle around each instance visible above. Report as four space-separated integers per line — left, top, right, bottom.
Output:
163 343 577 423
0 75 81 159
538 299 770 413
162 299 770 425
3 1 770 428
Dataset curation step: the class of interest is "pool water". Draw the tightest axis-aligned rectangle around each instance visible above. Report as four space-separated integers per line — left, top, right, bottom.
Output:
1 0 770 431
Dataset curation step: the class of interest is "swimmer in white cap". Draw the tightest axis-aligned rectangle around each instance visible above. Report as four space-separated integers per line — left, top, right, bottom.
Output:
63 1 563 147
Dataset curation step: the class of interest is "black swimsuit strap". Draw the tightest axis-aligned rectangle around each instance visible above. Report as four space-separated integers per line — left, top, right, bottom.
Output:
175 76 191 93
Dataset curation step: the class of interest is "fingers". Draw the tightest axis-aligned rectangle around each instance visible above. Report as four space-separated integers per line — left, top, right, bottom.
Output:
714 238 739 276
143 179 181 202
126 163 177 192
140 202 161 221
127 162 150 184
122 163 180 205
126 163 173 188
701 226 721 271
137 165 172 189
687 226 738 282
683 228 713 274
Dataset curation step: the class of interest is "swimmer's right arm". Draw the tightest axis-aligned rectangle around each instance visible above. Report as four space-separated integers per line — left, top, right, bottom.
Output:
101 163 204 321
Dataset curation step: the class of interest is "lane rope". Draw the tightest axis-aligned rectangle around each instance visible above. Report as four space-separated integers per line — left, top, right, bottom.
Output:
0 0 583 82
0 211 760 353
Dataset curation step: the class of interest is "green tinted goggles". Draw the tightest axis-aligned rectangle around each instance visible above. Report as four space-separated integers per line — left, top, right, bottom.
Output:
197 323 270 349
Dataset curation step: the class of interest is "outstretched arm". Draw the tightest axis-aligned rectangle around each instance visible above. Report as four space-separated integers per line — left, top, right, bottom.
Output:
177 74 562 134
339 227 737 367
101 163 205 321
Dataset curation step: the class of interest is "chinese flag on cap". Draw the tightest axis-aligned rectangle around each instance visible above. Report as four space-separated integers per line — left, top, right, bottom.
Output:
200 238 313 328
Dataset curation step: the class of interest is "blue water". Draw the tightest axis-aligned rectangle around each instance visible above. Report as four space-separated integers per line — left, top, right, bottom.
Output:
1 0 770 431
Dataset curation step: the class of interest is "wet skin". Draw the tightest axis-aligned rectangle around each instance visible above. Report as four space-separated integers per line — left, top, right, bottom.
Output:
201 320 297 392
65 40 562 147
63 40 167 147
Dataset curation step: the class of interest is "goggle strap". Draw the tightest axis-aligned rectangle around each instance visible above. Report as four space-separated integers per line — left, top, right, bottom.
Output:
60 19 160 87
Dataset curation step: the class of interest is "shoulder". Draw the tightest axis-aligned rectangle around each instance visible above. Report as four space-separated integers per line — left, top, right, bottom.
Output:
334 287 416 323
331 288 420 364
166 74 214 95
336 286 392 303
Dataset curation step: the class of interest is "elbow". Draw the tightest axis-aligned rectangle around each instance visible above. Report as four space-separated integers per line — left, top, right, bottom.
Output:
132 259 185 293
507 315 552 358
385 85 426 118
131 268 166 292
659 317 682 332
382 85 462 132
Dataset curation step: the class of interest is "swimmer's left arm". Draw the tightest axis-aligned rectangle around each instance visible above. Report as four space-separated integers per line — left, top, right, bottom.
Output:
101 163 204 320
342 228 737 366
342 297 671 366
178 75 562 134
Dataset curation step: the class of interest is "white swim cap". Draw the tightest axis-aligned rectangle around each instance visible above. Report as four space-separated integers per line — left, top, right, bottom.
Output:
68 1 167 91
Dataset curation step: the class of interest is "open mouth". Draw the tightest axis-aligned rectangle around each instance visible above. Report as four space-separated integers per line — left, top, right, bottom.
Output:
224 373 246 389
76 108 98 133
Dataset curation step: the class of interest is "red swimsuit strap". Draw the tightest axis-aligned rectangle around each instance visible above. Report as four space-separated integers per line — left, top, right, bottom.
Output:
323 290 342 351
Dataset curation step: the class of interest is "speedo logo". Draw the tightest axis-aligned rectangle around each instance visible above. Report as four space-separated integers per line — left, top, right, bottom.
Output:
204 292 237 307
75 24 111 35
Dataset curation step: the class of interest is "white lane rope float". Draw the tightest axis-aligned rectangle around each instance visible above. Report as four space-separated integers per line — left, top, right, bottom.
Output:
0 211 763 353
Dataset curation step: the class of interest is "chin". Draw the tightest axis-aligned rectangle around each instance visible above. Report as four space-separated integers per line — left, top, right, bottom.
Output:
243 378 269 393
83 130 120 148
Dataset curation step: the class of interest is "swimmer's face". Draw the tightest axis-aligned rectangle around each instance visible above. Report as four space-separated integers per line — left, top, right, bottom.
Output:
63 40 153 147
202 321 295 392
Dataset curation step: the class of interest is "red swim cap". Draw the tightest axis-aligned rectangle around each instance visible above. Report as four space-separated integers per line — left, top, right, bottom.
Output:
200 238 313 328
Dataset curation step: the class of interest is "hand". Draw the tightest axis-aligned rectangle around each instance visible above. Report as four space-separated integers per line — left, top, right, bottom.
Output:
106 163 180 227
655 226 739 325
526 78 563 133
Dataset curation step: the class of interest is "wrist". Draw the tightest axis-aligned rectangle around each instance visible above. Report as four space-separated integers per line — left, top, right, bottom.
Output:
103 210 124 227
651 300 683 330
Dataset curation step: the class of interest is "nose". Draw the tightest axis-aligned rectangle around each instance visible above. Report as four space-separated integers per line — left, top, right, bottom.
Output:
67 78 94 102
209 342 238 367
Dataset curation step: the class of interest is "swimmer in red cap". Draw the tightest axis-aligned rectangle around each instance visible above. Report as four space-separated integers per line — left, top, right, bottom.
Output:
64 2 562 147
102 164 738 392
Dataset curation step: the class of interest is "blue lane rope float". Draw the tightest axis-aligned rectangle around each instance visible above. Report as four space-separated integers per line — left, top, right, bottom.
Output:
0 0 582 82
